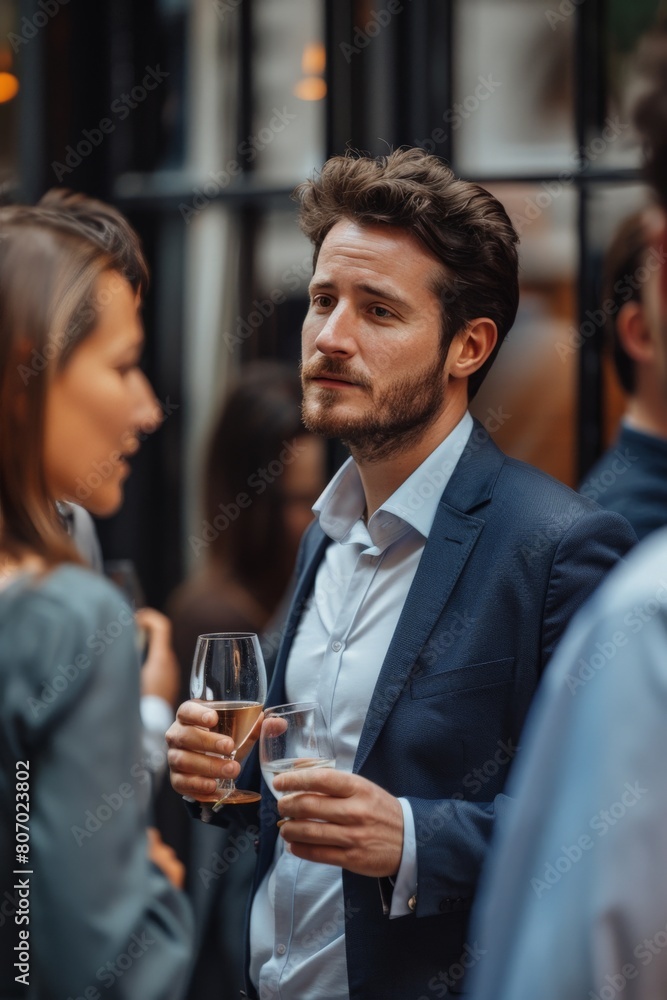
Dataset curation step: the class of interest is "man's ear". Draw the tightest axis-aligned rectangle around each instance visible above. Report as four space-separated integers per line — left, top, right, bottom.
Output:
447 318 498 379
616 300 654 364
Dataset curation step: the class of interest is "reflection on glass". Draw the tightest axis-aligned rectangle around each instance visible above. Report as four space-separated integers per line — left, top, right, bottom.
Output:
251 0 326 183
453 0 575 175
471 183 578 486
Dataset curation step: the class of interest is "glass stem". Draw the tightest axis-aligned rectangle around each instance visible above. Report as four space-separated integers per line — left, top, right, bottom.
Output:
212 751 237 811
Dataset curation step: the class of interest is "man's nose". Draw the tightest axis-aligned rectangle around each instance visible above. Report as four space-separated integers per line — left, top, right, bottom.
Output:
313 304 357 357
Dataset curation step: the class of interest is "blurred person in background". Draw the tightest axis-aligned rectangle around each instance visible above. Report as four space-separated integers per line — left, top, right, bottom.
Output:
0 197 193 997
168 360 326 701
164 360 326 1000
468 21 667 1000
579 206 667 539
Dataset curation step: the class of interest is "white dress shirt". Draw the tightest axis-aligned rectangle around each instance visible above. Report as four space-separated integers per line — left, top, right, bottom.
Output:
249 412 473 1000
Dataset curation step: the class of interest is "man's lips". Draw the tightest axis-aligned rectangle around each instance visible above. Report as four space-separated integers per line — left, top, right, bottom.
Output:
309 373 362 388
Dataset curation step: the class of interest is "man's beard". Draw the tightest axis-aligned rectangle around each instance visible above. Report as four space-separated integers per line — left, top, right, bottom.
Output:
301 350 448 463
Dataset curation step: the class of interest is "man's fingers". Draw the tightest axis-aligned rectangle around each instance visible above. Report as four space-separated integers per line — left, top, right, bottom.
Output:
273 766 351 798
277 791 353 825
261 716 288 740
170 772 221 801
176 698 220 728
279 818 351 848
167 746 240 780
166 720 233 757
285 841 350 868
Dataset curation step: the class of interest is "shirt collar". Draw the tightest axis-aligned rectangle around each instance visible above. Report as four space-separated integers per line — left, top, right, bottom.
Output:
314 412 474 548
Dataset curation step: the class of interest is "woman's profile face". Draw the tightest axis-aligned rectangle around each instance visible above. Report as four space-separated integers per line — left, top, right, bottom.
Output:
43 270 159 516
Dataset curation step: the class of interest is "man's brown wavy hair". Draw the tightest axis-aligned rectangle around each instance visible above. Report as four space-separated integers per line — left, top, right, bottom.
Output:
293 147 519 399
0 191 148 567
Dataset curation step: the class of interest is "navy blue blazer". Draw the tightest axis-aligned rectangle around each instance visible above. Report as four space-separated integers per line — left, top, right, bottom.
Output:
206 424 636 999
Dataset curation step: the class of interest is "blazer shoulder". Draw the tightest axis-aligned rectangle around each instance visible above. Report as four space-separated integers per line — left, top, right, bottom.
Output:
487 456 636 549
499 455 613 513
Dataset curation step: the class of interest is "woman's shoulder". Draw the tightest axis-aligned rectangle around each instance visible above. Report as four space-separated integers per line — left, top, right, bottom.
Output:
0 564 139 736
0 563 135 664
1 562 127 617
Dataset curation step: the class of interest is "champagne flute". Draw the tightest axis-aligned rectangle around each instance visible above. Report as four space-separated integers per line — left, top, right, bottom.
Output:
190 632 267 806
259 702 336 800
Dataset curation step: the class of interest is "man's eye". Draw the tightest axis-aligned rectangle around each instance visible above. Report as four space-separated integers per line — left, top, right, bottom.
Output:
372 306 393 318
313 295 332 308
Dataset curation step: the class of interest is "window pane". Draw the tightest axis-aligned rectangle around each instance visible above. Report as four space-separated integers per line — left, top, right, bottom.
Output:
471 183 578 486
251 0 326 183
594 0 664 168
251 209 313 361
453 0 576 176
0 2 20 189
154 0 190 169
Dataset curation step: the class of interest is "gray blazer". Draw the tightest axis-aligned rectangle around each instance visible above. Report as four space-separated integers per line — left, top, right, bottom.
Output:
0 565 193 998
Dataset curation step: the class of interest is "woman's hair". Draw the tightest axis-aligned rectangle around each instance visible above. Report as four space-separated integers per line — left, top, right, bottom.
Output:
293 146 520 399
203 361 308 614
0 190 148 566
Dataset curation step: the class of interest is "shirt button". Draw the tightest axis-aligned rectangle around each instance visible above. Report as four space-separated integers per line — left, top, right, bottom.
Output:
276 944 287 956
331 640 342 652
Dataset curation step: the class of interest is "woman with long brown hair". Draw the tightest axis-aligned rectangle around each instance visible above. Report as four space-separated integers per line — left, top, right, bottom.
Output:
0 195 194 997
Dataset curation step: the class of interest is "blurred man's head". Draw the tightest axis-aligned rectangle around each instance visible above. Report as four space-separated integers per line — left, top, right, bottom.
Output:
603 208 667 391
603 207 667 435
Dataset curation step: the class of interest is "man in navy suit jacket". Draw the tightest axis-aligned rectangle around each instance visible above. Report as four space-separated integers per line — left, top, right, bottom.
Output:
167 147 635 1000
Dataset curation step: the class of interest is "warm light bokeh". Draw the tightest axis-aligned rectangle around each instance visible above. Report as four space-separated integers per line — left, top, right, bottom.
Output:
0 72 19 104
293 77 327 101
301 41 326 76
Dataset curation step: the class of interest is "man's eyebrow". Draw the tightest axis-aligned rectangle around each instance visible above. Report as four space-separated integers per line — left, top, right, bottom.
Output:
308 278 412 308
358 282 411 307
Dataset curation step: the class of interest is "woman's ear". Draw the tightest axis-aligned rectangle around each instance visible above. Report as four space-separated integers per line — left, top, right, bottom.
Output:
446 318 498 380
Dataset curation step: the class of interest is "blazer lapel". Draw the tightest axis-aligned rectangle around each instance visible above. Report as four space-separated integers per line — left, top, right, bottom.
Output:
354 424 505 773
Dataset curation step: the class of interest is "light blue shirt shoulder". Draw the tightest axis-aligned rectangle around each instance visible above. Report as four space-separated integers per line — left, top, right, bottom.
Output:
470 527 667 1000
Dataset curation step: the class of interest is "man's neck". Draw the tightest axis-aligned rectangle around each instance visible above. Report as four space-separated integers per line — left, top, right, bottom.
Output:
624 391 667 440
352 399 468 518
